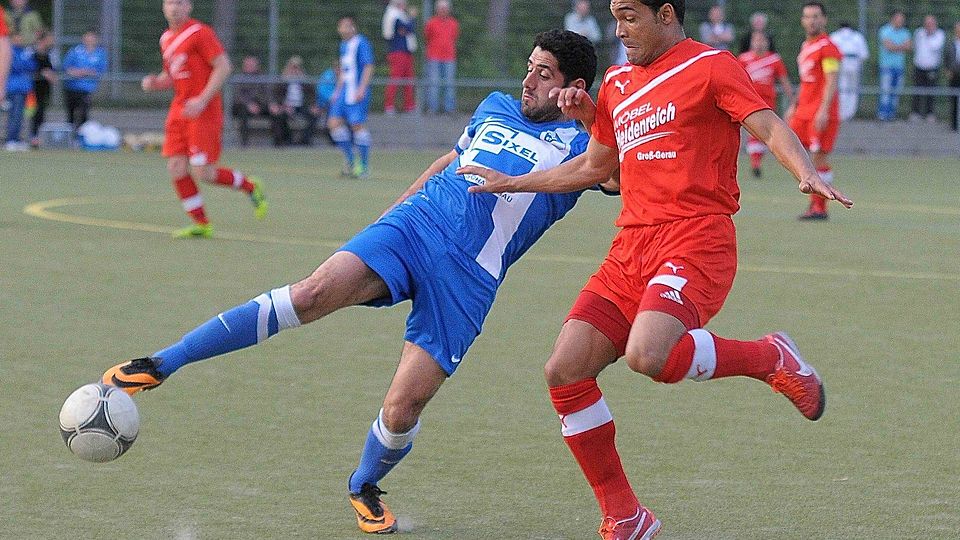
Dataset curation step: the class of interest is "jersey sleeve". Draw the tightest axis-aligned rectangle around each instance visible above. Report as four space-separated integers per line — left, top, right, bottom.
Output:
821 42 841 74
773 55 787 79
358 38 375 70
196 25 225 64
454 93 495 153
711 53 770 123
590 79 618 149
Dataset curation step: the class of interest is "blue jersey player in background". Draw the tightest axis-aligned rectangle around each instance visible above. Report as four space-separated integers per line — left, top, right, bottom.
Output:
101 29 611 535
329 16 375 178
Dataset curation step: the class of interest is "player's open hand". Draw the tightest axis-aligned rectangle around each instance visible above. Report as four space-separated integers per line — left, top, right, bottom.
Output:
799 174 853 208
549 87 596 127
141 74 157 92
457 165 517 194
182 96 208 118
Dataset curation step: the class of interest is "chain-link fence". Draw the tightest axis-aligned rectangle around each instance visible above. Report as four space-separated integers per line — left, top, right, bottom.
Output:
41 0 960 123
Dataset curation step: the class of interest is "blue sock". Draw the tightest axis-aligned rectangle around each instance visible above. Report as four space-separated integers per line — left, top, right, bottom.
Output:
331 126 354 168
354 129 371 168
153 286 301 377
349 411 420 493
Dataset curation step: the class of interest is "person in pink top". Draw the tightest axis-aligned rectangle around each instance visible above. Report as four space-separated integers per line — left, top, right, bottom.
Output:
424 0 459 114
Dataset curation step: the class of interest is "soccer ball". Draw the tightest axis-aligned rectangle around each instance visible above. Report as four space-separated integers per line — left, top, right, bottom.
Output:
59 383 140 463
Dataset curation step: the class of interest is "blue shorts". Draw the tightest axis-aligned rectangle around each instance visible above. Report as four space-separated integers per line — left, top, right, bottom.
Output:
338 200 498 376
329 95 370 126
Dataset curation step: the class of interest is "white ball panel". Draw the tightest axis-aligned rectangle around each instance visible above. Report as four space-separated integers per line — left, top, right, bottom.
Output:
104 387 140 439
69 431 121 463
58 383 103 429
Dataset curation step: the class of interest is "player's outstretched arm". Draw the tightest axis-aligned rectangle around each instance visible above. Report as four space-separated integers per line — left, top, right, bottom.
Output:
742 109 853 208
460 137 619 194
381 150 459 217
550 87 597 131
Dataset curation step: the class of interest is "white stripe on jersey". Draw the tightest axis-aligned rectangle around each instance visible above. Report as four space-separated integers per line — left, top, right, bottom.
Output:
604 64 634 83
611 49 723 120
341 36 362 105
161 23 202 60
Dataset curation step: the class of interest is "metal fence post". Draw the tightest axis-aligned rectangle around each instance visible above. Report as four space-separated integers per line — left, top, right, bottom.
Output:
268 0 279 77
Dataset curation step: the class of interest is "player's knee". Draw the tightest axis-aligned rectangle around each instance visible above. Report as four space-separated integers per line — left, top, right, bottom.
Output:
289 269 333 323
544 356 585 387
380 399 422 434
330 124 351 144
623 342 667 377
353 128 371 147
166 158 188 178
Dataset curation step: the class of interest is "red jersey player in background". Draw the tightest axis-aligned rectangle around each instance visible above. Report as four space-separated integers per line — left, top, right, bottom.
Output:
0 13 11 105
785 2 841 220
461 0 852 537
738 31 793 178
142 0 267 238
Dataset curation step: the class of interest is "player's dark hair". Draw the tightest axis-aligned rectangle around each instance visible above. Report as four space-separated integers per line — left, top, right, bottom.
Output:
532 29 597 91
638 0 685 25
803 2 826 15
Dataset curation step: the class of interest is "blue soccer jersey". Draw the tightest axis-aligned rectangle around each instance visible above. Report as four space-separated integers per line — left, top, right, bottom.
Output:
339 92 592 374
420 91 589 281
338 34 374 105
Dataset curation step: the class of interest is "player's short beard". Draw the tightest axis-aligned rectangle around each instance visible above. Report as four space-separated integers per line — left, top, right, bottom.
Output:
522 101 563 124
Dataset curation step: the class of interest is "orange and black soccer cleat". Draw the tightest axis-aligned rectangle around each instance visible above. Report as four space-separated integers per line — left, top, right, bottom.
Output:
598 505 661 540
102 357 166 396
764 332 826 421
349 482 398 534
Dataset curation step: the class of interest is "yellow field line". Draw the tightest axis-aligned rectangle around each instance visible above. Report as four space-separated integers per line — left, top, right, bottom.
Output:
23 196 960 282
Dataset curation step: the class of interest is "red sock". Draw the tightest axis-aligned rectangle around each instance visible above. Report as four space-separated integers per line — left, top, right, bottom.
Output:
214 168 255 193
172 175 208 224
654 329 780 383
549 379 639 519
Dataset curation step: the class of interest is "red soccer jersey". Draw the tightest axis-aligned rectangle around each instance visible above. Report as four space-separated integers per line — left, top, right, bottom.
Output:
160 19 225 119
424 15 459 61
737 50 787 108
795 33 841 120
0 14 7 36
593 39 770 227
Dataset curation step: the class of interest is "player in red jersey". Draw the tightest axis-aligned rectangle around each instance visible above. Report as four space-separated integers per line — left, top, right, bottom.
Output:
738 31 793 178
460 1 852 537
0 14 11 105
142 0 267 238
785 2 842 220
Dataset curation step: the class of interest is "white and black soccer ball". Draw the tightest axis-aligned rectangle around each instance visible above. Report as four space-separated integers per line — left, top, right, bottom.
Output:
59 383 140 463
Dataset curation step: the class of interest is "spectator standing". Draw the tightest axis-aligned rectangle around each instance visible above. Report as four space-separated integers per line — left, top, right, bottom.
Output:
563 0 601 45
423 0 459 115
62 30 107 130
231 55 269 147
910 15 945 123
830 22 869 121
311 62 337 144
877 11 911 121
382 0 417 114
738 12 776 53
28 29 56 147
699 4 734 50
0 11 11 106
4 34 36 150
268 55 317 146
4 0 43 45
945 22 960 131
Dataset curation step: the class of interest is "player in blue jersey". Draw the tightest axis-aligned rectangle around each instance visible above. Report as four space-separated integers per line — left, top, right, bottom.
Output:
101 29 609 534
329 16 375 178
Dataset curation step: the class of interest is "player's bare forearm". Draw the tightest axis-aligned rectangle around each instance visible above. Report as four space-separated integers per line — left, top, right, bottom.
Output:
779 75 795 105
460 138 619 194
384 150 459 215
197 54 232 104
358 65 375 100
742 109 853 207
819 71 838 112
0 37 11 99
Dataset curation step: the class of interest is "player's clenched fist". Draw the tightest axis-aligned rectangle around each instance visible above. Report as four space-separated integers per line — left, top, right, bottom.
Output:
141 74 157 92
549 87 596 128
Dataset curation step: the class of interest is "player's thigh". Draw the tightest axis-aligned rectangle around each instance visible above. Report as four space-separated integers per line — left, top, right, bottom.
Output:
544 319 619 387
162 118 189 165
624 310 687 376
166 155 189 179
290 251 391 324
380 341 448 432
186 117 223 168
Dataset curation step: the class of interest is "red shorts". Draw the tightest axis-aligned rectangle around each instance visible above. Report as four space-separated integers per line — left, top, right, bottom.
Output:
789 116 839 154
567 215 738 356
162 112 223 165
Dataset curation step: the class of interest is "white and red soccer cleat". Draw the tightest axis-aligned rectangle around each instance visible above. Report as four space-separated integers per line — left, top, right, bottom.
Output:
598 505 661 540
764 332 826 421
